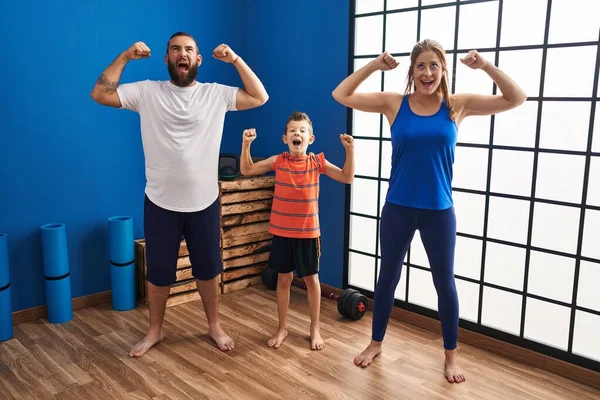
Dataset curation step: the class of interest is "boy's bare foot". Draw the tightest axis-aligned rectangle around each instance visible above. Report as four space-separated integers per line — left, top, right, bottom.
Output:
310 326 325 350
354 340 382 368
209 323 235 351
129 330 164 357
267 328 288 348
444 349 466 383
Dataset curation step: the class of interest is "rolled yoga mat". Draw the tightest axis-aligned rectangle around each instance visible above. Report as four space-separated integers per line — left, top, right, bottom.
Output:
108 216 135 311
40 223 73 323
0 233 13 341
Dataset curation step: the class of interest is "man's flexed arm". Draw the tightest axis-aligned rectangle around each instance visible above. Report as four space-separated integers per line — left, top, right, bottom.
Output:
90 41 151 108
213 44 269 111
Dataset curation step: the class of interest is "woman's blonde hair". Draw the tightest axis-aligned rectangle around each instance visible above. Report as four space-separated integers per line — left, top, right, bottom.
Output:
403 39 457 121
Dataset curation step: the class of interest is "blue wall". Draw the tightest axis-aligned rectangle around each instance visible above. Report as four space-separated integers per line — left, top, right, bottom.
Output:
0 0 247 312
0 0 349 312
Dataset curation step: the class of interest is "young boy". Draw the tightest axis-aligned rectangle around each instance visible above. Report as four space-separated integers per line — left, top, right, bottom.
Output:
240 111 354 350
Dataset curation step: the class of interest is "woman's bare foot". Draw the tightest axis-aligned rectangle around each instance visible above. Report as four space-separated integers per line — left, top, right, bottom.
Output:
267 328 288 348
310 326 325 350
444 349 466 383
354 340 382 368
129 330 164 357
209 323 235 351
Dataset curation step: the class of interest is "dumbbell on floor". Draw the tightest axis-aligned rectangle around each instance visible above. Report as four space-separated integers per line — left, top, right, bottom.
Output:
260 267 368 320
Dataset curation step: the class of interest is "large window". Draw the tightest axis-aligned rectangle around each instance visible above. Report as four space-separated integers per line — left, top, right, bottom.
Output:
345 0 600 372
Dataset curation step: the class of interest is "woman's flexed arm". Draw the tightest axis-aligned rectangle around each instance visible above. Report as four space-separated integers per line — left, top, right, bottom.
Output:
453 50 527 119
332 52 401 118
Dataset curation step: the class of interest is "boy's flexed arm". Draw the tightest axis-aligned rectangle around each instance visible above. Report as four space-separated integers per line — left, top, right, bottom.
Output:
324 134 355 184
240 129 277 176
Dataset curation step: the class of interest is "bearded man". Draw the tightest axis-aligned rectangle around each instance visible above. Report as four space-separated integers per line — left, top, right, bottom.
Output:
90 32 269 357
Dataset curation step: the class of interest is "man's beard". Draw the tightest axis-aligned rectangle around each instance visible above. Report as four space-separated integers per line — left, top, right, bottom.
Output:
167 61 199 87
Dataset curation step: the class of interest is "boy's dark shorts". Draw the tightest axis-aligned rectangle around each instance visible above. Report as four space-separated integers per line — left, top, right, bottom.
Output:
267 235 320 278
144 195 222 286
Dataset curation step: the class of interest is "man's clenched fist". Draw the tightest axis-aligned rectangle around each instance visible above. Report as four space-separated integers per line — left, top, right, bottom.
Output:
124 41 151 61
213 44 238 64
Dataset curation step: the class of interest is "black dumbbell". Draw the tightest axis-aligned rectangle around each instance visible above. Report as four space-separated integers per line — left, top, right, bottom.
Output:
261 267 367 320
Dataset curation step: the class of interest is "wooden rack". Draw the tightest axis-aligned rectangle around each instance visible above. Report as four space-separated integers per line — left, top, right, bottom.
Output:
134 175 274 306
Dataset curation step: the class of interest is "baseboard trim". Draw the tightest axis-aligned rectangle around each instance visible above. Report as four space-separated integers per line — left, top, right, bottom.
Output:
320 283 600 391
12 291 112 325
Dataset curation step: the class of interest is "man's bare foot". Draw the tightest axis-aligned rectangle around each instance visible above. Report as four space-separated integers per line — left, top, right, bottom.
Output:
209 323 235 351
129 330 163 357
354 340 382 368
444 349 466 383
267 328 288 349
310 326 325 350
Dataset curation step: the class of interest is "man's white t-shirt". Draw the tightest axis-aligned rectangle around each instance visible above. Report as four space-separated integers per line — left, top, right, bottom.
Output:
116 80 239 212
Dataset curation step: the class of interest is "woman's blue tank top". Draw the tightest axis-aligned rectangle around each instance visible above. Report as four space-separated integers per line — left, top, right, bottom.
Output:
386 95 458 210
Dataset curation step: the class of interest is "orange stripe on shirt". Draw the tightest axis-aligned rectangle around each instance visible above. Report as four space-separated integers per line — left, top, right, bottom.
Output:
268 152 327 238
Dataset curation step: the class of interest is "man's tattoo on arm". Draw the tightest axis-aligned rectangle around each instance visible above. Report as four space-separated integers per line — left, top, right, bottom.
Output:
97 74 118 93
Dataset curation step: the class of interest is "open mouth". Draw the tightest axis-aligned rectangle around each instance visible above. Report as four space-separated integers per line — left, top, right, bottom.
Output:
292 139 301 146
177 62 189 73
421 80 434 90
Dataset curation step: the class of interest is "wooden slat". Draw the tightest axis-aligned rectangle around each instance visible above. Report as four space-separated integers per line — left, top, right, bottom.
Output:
222 231 273 248
145 276 223 296
170 280 197 295
221 189 274 205
223 252 270 270
175 267 194 282
221 199 272 216
165 291 201 308
142 280 197 305
222 211 271 227
143 276 225 306
178 241 189 257
176 256 192 270
219 176 275 192
222 240 271 260
222 222 270 239
221 275 263 294
222 264 267 282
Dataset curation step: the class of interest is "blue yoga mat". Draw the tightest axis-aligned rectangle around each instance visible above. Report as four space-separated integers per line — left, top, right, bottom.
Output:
0 233 13 341
108 216 136 311
40 223 72 324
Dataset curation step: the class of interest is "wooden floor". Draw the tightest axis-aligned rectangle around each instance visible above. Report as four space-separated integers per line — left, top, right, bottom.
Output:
1 285 599 400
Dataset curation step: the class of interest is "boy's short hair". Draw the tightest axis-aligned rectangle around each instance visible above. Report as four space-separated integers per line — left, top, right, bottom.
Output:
284 111 313 134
